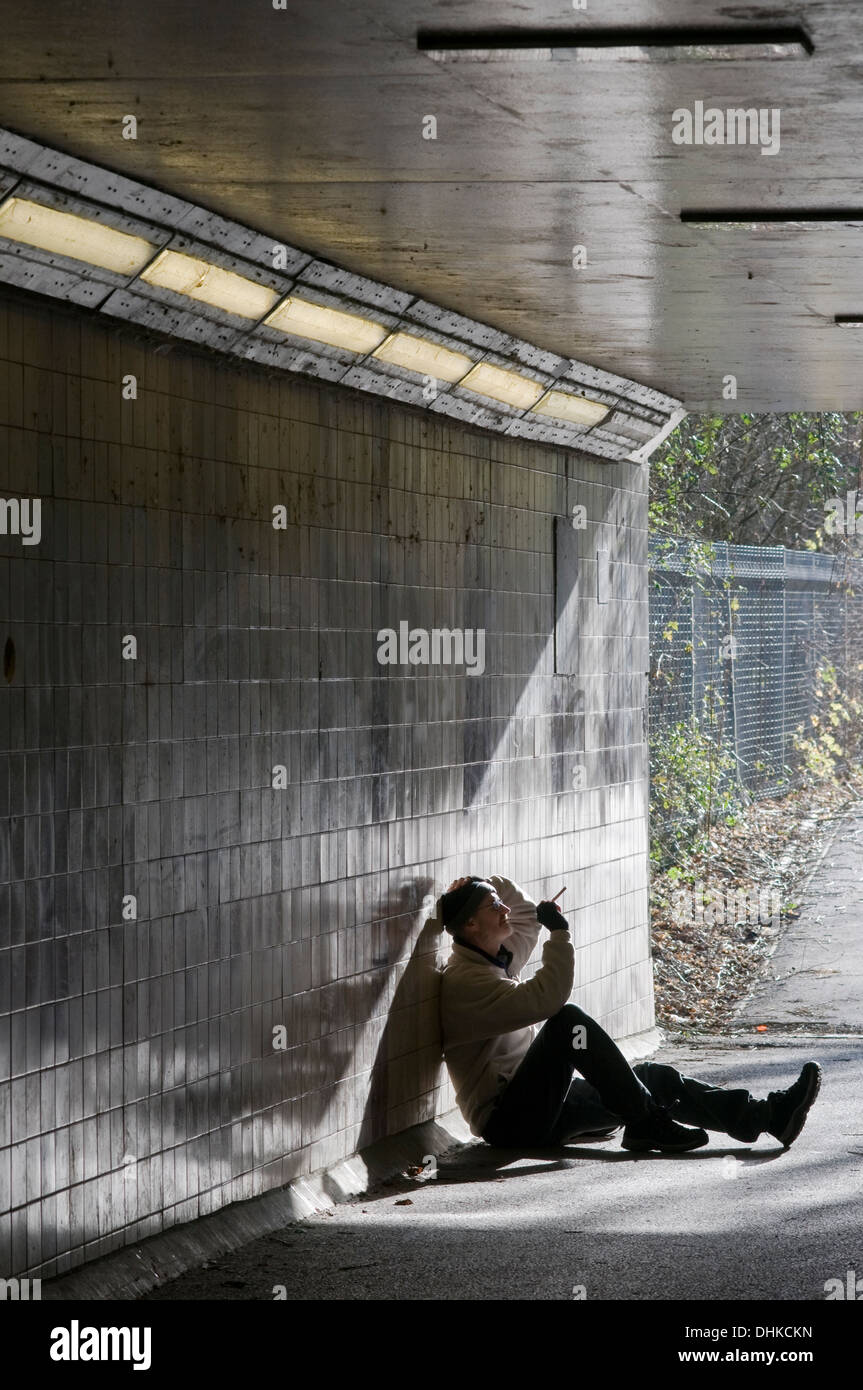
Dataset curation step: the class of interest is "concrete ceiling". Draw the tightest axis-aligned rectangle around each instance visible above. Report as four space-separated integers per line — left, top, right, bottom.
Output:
0 1 862 412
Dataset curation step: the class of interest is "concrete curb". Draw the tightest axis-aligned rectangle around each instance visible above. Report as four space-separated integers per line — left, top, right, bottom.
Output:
618 1026 665 1061
41 1026 663 1301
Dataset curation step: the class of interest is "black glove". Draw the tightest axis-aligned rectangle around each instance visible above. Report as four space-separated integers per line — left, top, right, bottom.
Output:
536 900 570 932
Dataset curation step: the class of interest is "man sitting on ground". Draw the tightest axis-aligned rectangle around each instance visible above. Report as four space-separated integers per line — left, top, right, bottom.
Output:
438 874 821 1153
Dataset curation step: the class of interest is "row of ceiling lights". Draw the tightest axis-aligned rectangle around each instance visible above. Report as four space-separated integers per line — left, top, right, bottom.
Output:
0 192 609 427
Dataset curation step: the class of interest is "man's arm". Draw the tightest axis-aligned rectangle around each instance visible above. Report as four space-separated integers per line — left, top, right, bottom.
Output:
487 875 542 977
443 930 575 1046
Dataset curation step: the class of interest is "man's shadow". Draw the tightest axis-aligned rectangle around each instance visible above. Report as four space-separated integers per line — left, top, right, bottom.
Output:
357 876 446 1151
414 1143 787 1193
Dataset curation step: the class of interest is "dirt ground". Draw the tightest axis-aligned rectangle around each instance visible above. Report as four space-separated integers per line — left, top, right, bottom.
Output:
650 775 863 1031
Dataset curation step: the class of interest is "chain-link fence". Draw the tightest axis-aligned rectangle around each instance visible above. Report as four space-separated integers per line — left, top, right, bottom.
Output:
649 537 863 800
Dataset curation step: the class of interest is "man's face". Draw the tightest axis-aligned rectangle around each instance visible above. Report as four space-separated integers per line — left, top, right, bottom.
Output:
462 887 512 950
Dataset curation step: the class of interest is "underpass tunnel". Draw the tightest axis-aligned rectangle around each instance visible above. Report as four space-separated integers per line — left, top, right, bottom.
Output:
0 1 859 1283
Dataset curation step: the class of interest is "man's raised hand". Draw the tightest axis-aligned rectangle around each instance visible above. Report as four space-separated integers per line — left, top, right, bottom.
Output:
536 900 570 932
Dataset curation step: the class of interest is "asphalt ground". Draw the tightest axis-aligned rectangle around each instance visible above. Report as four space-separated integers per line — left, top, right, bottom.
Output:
138 1034 860 1302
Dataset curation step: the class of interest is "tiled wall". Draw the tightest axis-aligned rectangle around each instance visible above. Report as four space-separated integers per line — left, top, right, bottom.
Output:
0 291 652 1279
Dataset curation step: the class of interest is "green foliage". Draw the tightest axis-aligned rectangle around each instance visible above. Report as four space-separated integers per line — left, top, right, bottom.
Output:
650 701 741 869
792 661 863 783
649 411 863 858
650 412 863 548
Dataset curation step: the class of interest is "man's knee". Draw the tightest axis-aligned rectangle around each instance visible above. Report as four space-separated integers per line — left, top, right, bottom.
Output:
549 1003 589 1028
546 1003 592 1044
634 1061 680 1100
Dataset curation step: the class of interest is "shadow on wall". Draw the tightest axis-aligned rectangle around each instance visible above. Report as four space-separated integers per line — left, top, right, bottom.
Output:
4 881 449 1280
357 882 446 1152
265 872 447 1181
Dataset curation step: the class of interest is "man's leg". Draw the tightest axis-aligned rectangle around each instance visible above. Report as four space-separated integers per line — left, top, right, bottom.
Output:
632 1060 820 1144
548 1079 623 1143
482 1004 653 1147
631 1061 766 1141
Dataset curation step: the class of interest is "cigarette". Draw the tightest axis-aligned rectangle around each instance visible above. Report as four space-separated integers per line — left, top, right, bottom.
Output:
551 887 566 902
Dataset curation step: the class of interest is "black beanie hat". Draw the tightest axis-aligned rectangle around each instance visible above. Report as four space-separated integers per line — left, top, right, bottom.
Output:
440 878 494 933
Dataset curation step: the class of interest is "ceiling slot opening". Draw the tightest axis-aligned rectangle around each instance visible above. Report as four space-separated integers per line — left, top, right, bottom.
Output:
681 210 863 227
417 26 813 62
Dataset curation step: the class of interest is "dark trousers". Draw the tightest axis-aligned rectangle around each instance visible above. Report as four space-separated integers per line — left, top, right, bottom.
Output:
481 1005 770 1147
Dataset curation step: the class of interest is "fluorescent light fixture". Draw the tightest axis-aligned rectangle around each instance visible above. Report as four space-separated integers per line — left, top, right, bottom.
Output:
140 248 279 319
372 330 473 382
0 195 157 274
418 26 812 62
460 361 545 409
532 389 609 426
835 317 863 328
0 126 686 464
265 296 388 353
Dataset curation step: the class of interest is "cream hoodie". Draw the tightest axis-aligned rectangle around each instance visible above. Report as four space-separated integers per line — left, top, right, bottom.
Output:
439 875 575 1137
